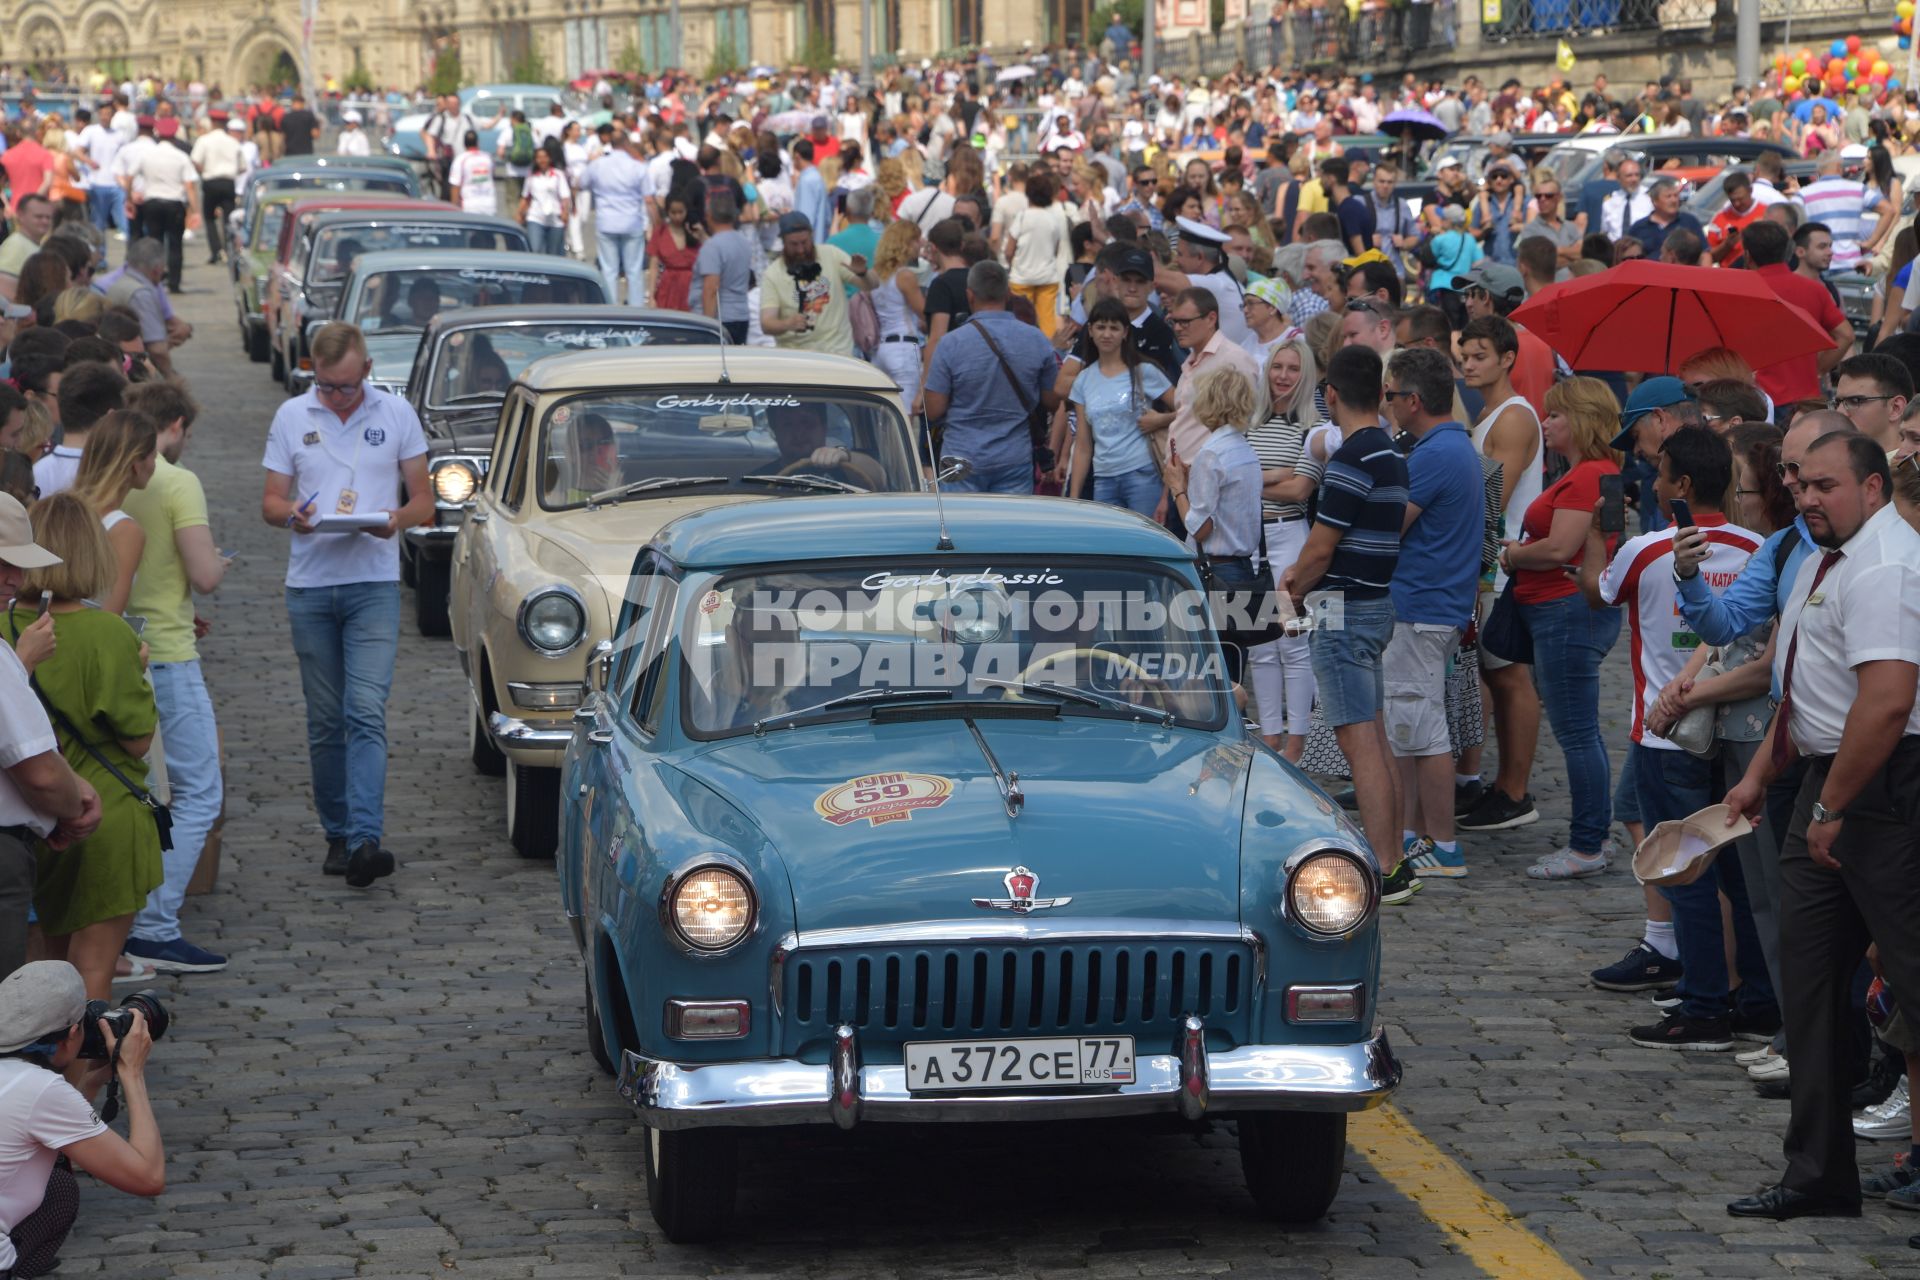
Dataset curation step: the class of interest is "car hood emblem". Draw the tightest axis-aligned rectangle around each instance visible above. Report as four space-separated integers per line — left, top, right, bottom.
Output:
972 866 1071 914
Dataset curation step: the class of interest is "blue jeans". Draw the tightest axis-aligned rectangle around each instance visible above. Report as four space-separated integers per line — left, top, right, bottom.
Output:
526 222 566 256
1092 464 1162 516
945 456 1034 496
1634 742 1778 1023
1521 593 1622 854
286 583 401 849
87 185 126 238
131 661 223 943
595 230 645 303
1308 594 1396 727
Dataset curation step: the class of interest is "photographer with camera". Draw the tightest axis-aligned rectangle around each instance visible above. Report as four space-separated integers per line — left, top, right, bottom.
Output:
0 962 164 1279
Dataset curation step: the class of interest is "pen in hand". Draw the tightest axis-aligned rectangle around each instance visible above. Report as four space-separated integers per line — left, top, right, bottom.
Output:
287 491 317 530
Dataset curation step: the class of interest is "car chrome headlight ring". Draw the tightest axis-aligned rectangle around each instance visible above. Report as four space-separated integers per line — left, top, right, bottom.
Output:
661 861 758 953
1285 847 1376 938
430 458 481 506
517 587 587 657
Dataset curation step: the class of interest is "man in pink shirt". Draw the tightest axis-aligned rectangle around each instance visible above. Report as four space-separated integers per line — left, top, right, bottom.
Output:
0 130 52 212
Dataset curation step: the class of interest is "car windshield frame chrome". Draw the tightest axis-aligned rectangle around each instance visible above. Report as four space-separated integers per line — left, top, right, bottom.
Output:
423 319 714 411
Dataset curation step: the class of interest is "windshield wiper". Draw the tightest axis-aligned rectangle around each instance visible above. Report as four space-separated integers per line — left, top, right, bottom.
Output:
737 473 863 493
589 475 730 503
753 686 953 734
975 677 1175 726
440 391 507 405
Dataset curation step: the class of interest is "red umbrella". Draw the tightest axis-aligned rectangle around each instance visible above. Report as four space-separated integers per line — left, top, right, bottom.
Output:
1507 260 1836 374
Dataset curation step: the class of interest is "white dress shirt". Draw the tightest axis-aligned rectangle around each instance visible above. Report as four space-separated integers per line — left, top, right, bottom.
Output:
1601 187 1653 241
1774 503 1920 757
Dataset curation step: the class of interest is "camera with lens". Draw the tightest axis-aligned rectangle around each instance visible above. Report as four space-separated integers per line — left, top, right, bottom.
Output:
77 990 169 1061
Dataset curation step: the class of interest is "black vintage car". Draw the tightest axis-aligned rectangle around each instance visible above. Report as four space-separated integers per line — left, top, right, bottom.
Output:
400 305 727 636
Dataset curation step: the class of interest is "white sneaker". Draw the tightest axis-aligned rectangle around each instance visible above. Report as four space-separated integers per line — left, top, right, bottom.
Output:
1747 1054 1789 1081
1735 1044 1776 1066
1855 1078 1912 1141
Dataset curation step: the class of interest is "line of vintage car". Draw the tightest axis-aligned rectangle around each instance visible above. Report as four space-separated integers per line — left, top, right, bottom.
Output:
227 167 1398 1240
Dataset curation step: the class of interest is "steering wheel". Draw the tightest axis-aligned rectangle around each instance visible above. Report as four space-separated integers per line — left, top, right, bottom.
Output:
1010 647 1172 710
777 454 870 489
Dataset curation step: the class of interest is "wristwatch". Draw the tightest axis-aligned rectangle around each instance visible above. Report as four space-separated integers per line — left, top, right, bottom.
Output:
1811 801 1844 824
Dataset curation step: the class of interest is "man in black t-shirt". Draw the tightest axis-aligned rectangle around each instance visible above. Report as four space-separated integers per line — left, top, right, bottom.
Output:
280 94 318 156
917 217 973 414
1061 244 1180 386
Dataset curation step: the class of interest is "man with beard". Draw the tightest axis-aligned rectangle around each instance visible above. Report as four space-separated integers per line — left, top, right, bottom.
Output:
759 212 873 360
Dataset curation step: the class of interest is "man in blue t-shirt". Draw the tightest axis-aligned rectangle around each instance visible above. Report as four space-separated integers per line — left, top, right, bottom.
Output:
923 261 1063 494
1281 346 1414 903
1383 347 1486 880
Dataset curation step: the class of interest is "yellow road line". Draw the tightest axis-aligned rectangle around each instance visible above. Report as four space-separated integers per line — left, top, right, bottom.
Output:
1352 1105 1586 1280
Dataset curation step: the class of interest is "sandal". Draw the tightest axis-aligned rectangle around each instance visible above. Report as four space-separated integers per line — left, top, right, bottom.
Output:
113 955 159 984
1527 847 1609 880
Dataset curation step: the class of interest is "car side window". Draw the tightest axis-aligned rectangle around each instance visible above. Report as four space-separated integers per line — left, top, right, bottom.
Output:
496 399 533 511
624 559 680 737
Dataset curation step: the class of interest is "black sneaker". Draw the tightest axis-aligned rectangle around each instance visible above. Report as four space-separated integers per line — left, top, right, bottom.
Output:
1591 942 1683 992
345 842 396 889
1453 779 1488 817
1380 862 1422 905
323 838 351 876
1455 788 1540 831
1732 1008 1783 1043
1864 1154 1918 1197
1629 1010 1734 1051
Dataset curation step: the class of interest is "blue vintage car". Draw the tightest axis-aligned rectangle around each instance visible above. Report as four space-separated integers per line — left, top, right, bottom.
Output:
558 492 1400 1242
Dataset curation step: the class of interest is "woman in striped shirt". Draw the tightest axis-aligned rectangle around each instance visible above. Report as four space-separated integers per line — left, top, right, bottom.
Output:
1243 336 1321 759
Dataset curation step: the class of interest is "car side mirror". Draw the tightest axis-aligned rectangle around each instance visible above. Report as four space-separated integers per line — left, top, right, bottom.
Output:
588 639 614 696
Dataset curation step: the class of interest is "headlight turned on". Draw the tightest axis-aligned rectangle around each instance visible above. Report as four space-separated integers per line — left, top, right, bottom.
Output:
431 460 478 505
672 868 754 949
1289 851 1372 935
521 592 585 654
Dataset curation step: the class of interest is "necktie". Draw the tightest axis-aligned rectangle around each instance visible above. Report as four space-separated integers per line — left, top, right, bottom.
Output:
1769 548 1844 773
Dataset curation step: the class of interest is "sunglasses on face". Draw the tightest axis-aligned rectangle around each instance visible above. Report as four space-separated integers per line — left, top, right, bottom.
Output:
314 378 365 396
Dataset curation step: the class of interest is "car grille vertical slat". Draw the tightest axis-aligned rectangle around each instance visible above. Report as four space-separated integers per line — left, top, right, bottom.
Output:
940 952 961 1030
884 954 902 1028
1169 950 1188 1019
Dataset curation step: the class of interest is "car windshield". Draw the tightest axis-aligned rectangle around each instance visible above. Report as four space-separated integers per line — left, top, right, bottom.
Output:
677 561 1231 737
351 268 605 332
429 323 714 405
538 388 918 509
312 224 526 286
1538 146 1605 187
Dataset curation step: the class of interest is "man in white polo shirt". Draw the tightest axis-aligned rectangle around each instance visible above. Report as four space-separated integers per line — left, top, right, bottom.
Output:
260 322 431 889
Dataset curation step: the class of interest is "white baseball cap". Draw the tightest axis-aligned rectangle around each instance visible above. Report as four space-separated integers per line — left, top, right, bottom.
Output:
0 493 59 571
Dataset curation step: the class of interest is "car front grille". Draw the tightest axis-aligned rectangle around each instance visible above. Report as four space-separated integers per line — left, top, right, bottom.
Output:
777 940 1254 1053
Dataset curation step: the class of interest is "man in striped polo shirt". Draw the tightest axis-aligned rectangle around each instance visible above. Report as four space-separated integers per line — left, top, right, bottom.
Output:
1280 346 1414 903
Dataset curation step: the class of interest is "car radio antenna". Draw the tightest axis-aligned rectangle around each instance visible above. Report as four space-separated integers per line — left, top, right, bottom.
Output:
715 324 732 384
923 415 966 551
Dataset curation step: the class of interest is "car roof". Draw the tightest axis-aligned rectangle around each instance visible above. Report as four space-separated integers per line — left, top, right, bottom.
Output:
1556 133 1792 156
287 194 436 218
422 304 725 337
653 494 1188 569
346 248 606 275
306 207 507 231
514 346 897 393
258 165 413 183
465 84 568 97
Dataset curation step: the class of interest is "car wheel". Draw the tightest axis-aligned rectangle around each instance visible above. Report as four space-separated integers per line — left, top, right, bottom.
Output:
506 758 559 859
269 338 286 384
414 556 451 637
400 540 417 588
469 701 506 777
1237 1112 1346 1223
585 970 615 1076
247 322 270 364
643 1125 737 1244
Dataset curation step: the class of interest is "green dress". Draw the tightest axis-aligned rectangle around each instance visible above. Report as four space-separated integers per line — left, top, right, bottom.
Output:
2 606 162 935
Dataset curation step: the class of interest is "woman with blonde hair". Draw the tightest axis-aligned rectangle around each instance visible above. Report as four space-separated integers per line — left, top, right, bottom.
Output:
1163 364 1267 687
1242 336 1320 758
1677 345 1772 421
14 400 53 461
1496 376 1624 879
51 285 104 327
874 155 911 219
869 220 927 407
3 492 161 1000
39 121 86 225
67 409 159 615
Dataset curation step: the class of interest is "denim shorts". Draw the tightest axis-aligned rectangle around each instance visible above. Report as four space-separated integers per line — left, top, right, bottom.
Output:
1308 594 1396 728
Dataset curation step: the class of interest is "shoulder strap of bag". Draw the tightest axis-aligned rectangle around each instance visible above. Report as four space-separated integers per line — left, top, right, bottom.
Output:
28 675 158 812
971 318 1038 417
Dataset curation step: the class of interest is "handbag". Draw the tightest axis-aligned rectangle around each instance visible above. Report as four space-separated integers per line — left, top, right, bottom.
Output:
1478 575 1532 666
28 675 173 852
1199 522 1287 653
1665 660 1721 757
970 317 1057 477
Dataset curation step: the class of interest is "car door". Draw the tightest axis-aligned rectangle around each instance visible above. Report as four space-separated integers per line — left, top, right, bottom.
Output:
452 391 530 664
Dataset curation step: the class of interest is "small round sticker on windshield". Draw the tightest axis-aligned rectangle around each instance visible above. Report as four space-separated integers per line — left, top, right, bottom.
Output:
699 590 724 615
552 406 572 425
448 333 466 347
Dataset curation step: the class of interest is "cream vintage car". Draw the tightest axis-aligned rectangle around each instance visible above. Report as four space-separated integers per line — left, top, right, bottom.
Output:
447 347 925 858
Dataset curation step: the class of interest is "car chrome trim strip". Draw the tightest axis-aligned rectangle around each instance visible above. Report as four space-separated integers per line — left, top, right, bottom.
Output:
773 919 1260 951
614 1030 1401 1129
486 710 573 747
1177 1016 1209 1122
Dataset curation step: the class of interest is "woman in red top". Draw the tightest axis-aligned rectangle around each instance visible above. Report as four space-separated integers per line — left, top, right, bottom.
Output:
1497 377 1624 879
644 192 703 312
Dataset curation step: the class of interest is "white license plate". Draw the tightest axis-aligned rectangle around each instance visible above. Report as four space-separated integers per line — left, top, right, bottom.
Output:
903 1036 1135 1092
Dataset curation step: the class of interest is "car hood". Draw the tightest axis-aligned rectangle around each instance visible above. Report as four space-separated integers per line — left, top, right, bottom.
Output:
364 331 424 383
676 716 1250 933
526 495 767 626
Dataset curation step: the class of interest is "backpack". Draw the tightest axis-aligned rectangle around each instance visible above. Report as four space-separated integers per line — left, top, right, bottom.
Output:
507 122 536 167
848 287 880 358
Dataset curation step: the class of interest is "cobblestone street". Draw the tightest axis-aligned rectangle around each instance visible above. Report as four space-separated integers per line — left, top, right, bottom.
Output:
46 256 1920 1279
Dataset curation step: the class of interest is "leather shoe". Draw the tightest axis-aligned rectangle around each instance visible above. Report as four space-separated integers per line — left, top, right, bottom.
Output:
344 841 395 889
323 838 350 876
1727 1184 1861 1220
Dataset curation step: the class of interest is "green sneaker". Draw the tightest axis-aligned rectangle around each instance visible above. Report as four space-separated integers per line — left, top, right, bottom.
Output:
1380 861 1423 905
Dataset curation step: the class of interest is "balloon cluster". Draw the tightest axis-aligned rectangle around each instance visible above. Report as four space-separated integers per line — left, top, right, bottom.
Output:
1772 30 1902 100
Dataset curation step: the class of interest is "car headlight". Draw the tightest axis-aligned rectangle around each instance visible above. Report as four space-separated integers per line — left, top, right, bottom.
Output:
1288 850 1372 936
671 867 755 949
519 589 586 655
431 460 478 505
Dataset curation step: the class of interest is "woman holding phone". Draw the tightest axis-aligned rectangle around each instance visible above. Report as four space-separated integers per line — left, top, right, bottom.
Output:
67 410 159 617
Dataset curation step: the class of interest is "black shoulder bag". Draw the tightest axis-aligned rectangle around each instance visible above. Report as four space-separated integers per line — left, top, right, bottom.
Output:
970 318 1056 473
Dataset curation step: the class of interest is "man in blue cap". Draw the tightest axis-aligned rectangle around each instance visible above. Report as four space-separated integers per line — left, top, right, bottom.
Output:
1612 375 1704 464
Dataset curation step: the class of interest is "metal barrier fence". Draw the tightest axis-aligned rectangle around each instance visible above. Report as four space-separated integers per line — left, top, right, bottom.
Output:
1151 4 1464 79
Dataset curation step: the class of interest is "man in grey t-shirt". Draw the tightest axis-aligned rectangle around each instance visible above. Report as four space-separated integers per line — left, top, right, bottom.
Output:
693 193 754 344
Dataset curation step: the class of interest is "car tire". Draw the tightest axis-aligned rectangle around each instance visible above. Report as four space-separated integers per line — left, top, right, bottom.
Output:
247 322 270 364
400 540 417 588
506 759 559 859
1237 1112 1346 1223
469 702 507 778
585 971 615 1077
643 1126 737 1244
414 556 451 637
269 339 286 385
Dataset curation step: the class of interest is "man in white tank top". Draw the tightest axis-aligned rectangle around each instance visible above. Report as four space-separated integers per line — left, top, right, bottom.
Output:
1456 314 1544 834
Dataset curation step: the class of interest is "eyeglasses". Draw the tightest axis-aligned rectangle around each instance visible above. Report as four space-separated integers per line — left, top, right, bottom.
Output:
1831 394 1895 411
1734 487 1762 497
1537 192 1560 201
1775 460 1801 482
314 378 365 397
1345 298 1385 315
1167 314 1203 328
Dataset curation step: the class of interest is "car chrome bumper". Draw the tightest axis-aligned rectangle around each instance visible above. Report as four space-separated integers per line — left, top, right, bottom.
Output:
404 525 459 551
617 1023 1400 1130
487 710 573 749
